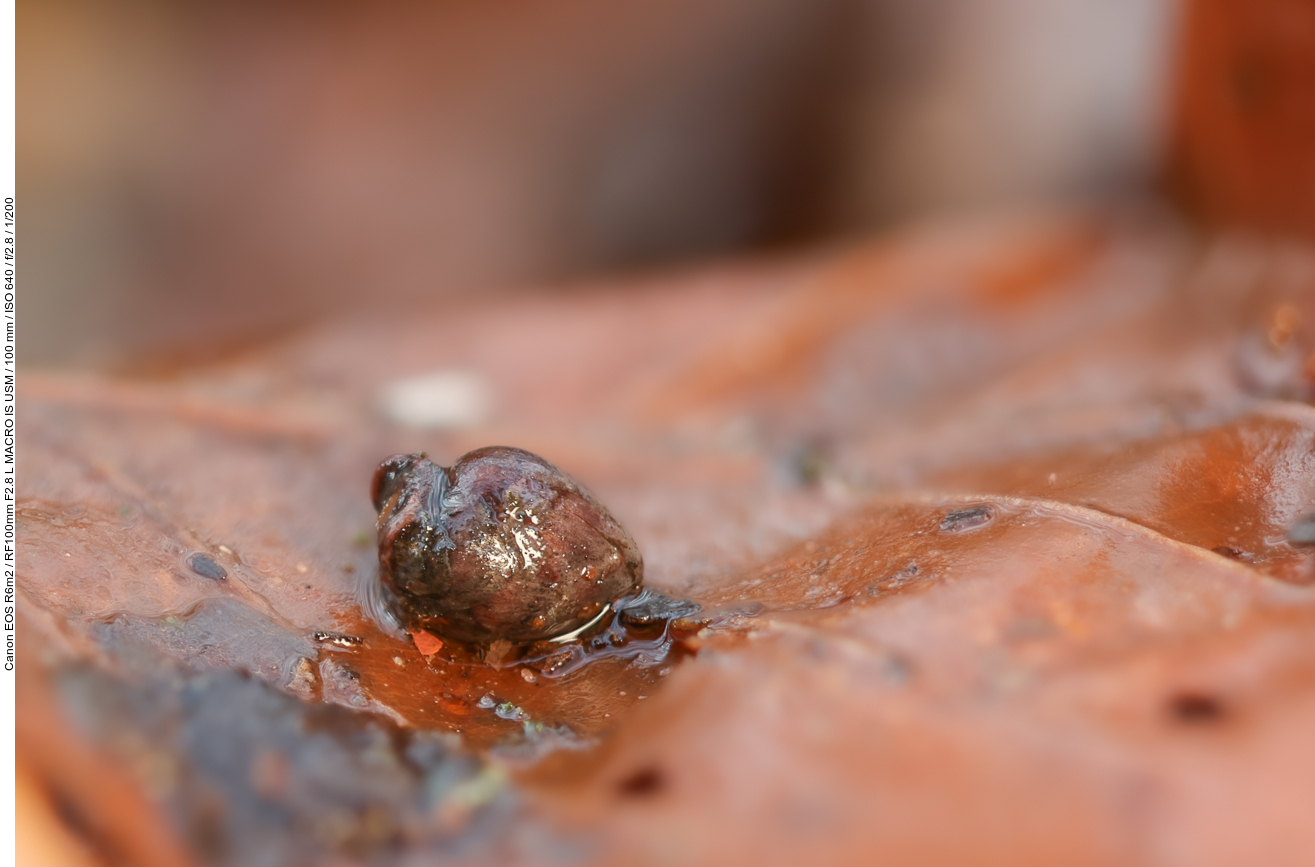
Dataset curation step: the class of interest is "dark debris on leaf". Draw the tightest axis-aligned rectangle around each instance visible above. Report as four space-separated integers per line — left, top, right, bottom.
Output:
1286 511 1315 545
939 505 994 533
52 661 517 867
187 553 227 581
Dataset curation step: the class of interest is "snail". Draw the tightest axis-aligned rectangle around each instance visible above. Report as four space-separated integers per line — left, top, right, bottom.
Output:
372 447 644 644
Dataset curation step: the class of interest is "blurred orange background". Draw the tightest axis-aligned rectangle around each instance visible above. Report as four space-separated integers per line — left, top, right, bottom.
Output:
21 0 1183 368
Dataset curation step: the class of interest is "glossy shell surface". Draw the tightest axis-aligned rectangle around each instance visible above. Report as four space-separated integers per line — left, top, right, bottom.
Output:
373 447 643 644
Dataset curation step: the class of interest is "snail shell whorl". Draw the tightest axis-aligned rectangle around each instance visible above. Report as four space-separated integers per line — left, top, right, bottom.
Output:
373 447 643 644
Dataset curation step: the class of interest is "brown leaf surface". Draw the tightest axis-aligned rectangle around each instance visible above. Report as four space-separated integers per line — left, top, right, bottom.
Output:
20 211 1315 866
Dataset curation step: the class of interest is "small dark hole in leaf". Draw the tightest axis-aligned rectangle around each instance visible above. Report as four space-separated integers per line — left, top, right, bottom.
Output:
1169 692 1224 724
617 766 665 798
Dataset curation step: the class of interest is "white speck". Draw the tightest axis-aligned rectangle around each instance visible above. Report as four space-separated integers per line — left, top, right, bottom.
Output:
295 563 309 574
512 525 545 567
378 370 492 430
619 691 626 696
1048 473 1057 484
393 657 405 666
469 532 516 578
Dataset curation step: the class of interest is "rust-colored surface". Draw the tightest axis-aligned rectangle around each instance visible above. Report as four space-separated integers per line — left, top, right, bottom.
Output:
20 211 1315 865
1170 0 1315 237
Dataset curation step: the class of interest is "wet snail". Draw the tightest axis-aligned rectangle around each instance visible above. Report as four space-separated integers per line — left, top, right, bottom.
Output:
372 447 644 645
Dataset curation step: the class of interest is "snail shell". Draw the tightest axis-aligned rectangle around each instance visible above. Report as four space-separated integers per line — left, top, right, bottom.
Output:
372 447 643 644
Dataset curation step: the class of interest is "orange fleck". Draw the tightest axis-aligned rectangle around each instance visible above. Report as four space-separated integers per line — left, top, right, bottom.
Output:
411 630 444 656
437 692 471 715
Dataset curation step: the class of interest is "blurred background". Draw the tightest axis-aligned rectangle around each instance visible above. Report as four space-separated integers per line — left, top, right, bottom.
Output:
18 0 1315 368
